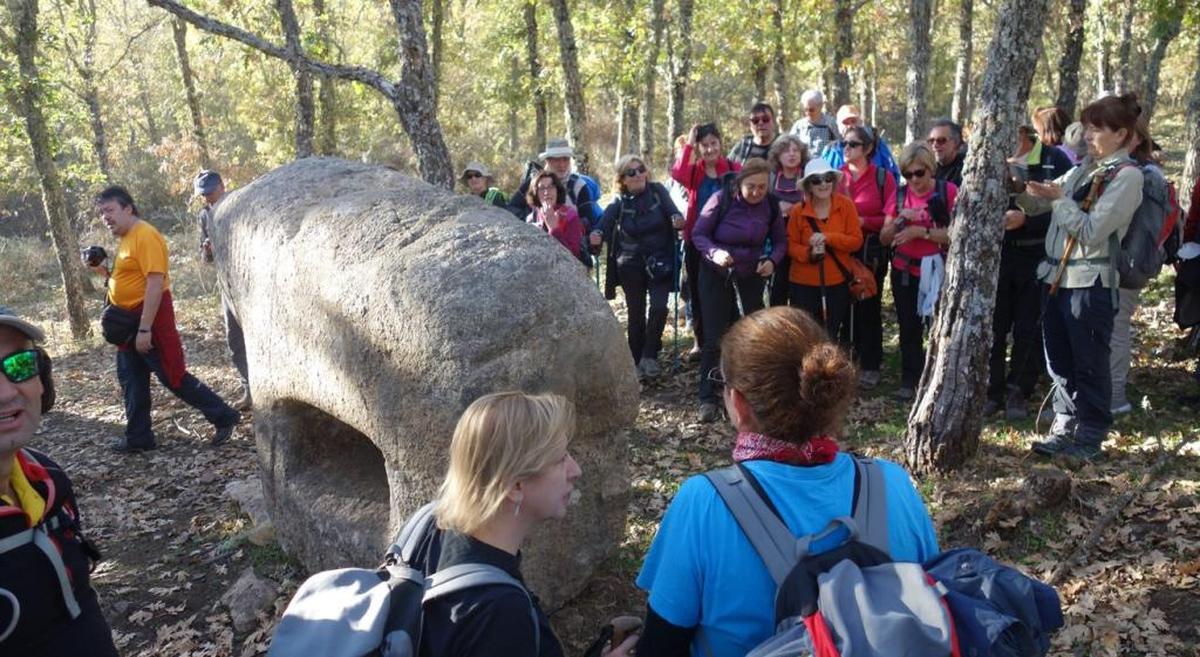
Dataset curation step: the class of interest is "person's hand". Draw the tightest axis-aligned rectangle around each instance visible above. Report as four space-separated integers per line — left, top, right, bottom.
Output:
602 633 638 657
201 238 214 263
1004 210 1026 231
892 225 928 247
135 330 152 354
1025 181 1063 200
89 264 109 277
543 206 560 230
756 259 774 277
675 133 689 151
713 250 735 268
590 231 603 247
897 207 921 222
671 214 685 230
808 233 826 249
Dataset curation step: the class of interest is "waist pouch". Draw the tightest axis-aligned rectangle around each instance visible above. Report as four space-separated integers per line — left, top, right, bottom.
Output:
100 303 139 346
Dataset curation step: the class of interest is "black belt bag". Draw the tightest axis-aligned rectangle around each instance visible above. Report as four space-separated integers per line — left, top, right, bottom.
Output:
100 303 140 346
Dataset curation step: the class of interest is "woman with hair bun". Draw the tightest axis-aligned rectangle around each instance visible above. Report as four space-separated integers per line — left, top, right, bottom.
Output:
1020 93 1145 466
634 307 940 657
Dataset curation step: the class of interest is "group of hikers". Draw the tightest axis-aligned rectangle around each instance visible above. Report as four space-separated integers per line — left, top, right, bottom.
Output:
3 83 1199 656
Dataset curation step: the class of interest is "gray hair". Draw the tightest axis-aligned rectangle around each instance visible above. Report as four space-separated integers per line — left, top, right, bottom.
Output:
800 89 825 108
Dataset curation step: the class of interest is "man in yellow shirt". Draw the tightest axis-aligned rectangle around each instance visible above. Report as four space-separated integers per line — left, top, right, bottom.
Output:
88 186 239 453
0 307 118 656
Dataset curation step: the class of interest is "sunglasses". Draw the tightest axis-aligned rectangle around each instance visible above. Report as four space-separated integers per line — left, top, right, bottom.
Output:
926 136 950 146
706 368 726 385
805 172 838 185
749 115 773 125
843 141 866 149
901 169 928 180
623 165 647 178
463 172 482 180
1 349 39 384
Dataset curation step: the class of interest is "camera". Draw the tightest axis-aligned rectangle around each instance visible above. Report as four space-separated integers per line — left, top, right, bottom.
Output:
81 245 108 267
894 215 908 232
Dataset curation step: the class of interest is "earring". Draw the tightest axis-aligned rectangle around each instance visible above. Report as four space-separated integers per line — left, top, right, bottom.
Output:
513 497 522 517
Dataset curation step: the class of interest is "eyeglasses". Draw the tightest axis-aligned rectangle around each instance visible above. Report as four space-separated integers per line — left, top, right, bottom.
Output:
749 115 773 125
901 169 928 180
706 368 726 385
623 165 647 178
926 137 950 146
1 349 39 384
536 183 557 193
805 172 837 185
843 141 866 149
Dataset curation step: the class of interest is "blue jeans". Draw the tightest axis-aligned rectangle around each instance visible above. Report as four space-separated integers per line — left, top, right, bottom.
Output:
1042 284 1114 448
116 349 238 447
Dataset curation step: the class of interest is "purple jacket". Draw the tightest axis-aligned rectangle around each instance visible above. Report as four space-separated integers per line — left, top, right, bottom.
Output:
692 190 787 276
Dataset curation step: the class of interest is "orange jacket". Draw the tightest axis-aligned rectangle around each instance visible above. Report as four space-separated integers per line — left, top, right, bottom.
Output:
787 193 864 286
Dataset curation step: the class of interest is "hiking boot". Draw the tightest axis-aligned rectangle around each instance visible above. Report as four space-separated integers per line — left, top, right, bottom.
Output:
1005 389 1028 420
233 388 253 412
698 402 720 423
639 357 662 379
111 438 156 454
1030 433 1073 456
983 398 1001 417
858 370 881 389
1054 444 1104 469
211 423 236 447
893 386 915 402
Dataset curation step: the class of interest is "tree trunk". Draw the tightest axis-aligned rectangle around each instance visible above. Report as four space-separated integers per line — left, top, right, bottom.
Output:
276 0 315 158
313 0 337 155
666 0 694 147
905 0 933 144
171 17 211 167
832 0 853 108
1114 2 1134 95
549 0 590 174
753 53 768 103
904 0 1051 474
951 0 973 124
1096 12 1112 96
639 0 665 164
430 0 443 103
6 0 92 340
1181 36 1200 215
770 0 788 127
1055 0 1085 116
508 55 521 155
1143 15 1182 121
524 0 546 154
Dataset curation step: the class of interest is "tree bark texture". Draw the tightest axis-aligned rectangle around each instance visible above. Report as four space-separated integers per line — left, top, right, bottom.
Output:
832 0 854 108
549 0 590 175
524 1 546 154
1055 0 1085 116
769 0 788 127
639 0 665 164
1142 12 1182 121
171 17 211 167
6 0 92 340
1096 12 1112 96
905 0 933 144
1181 36 1200 215
313 0 337 155
1114 2 1134 95
666 0 694 147
275 0 315 159
950 0 973 124
752 53 768 104
149 0 454 188
904 0 1051 475
430 0 443 103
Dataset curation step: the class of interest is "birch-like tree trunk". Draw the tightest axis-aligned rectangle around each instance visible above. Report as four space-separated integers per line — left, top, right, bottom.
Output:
769 0 788 127
149 0 454 188
549 0 590 175
313 0 337 155
171 18 210 167
1142 5 1183 121
904 0 1051 474
1055 0 1085 116
276 0 315 159
950 0 973 124
905 0 933 144
1181 37 1200 214
666 0 694 146
1114 2 1134 95
430 0 443 102
832 0 854 108
524 0 546 154
4 0 92 339
752 52 768 103
639 0 665 163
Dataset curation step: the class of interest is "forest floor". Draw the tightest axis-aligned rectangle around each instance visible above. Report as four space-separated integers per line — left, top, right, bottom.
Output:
5 223 1200 657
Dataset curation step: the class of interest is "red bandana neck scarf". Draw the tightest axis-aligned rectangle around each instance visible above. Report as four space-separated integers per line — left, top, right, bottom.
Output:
732 431 839 466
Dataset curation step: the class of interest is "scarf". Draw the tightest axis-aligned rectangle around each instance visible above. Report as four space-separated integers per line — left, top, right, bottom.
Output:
732 431 839 465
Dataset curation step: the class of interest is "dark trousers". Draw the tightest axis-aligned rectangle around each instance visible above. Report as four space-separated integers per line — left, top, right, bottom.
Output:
683 242 705 347
891 268 926 389
618 263 672 363
222 295 249 388
839 234 888 370
117 349 238 447
791 282 851 340
1042 284 1114 447
769 256 791 307
988 249 1043 401
697 264 766 403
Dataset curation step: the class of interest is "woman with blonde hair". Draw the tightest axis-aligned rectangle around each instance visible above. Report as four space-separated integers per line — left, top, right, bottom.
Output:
416 391 637 657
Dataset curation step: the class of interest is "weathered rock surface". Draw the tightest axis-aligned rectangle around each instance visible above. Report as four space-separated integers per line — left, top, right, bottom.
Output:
221 567 278 632
212 157 639 608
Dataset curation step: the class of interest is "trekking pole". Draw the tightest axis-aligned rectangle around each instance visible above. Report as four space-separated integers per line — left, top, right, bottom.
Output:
728 268 746 318
817 253 829 333
671 236 682 372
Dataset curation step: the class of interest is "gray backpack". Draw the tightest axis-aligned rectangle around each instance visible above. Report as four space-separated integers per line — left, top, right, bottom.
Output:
267 503 538 657
705 457 961 657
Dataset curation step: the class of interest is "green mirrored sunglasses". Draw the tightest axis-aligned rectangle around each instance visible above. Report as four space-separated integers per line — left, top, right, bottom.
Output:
1 349 39 384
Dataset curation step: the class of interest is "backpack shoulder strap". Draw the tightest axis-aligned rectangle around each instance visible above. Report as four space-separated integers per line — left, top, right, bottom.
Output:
875 165 887 200
849 455 890 556
394 502 438 565
424 563 540 654
704 465 799 586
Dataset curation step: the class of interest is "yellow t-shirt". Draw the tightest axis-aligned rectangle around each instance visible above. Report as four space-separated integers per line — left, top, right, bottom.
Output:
1 454 47 526
108 219 171 310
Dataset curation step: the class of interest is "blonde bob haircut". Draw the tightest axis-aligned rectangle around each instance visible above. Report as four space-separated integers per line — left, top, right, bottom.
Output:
436 391 576 534
898 142 937 176
613 154 650 194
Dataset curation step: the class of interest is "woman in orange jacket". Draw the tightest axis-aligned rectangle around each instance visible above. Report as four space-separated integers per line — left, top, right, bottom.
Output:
787 159 863 336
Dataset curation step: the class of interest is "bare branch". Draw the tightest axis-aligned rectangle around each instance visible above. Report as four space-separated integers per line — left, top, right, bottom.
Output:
145 0 397 98
852 0 870 13
99 16 164 78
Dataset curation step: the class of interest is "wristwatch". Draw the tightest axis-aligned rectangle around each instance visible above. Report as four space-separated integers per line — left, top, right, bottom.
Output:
925 227 931 239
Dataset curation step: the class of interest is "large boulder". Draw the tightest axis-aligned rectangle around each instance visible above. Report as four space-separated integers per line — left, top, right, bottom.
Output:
212 157 639 608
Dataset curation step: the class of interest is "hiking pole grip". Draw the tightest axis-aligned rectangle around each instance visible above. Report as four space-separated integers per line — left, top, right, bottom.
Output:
1049 234 1078 296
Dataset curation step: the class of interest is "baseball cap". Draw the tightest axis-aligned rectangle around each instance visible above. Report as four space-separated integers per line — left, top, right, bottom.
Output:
194 170 223 196
0 306 45 342
460 162 491 179
836 104 863 126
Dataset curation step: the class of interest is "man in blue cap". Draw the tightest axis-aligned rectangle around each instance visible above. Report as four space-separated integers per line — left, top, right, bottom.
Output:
195 170 251 411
